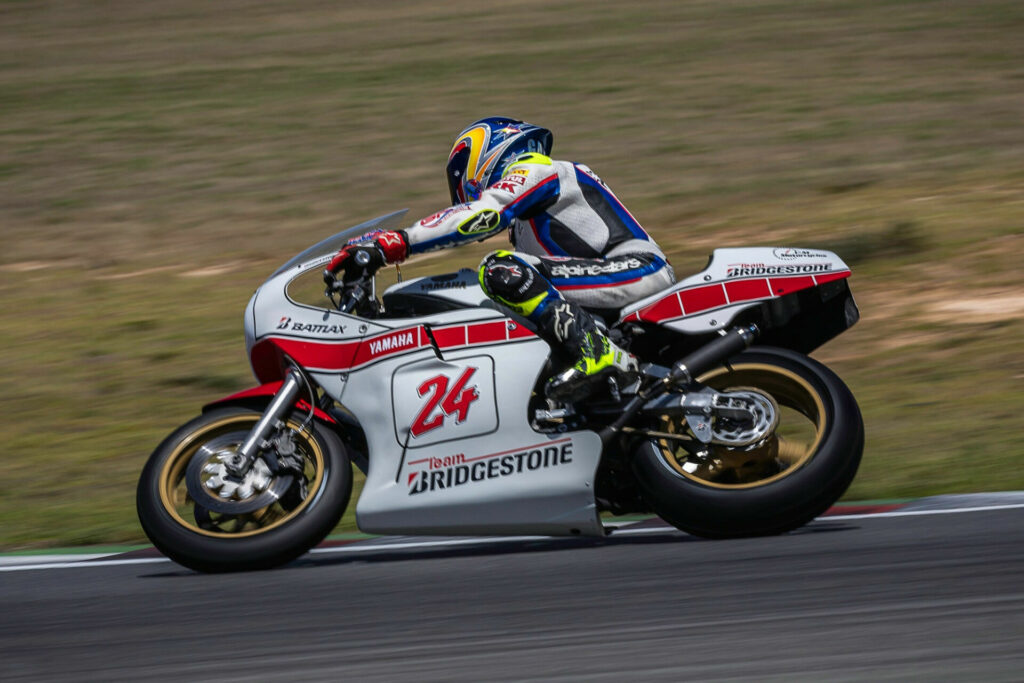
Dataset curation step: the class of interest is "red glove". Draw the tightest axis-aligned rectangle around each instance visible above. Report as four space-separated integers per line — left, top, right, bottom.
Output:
327 230 408 275
373 230 409 264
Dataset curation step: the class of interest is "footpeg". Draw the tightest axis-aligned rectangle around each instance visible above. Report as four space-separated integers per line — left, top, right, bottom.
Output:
533 406 578 432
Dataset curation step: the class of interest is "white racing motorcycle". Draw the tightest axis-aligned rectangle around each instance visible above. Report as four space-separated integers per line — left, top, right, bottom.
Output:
137 210 864 572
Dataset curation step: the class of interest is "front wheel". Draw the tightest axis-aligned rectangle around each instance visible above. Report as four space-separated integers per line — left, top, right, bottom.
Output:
632 347 863 538
137 407 352 572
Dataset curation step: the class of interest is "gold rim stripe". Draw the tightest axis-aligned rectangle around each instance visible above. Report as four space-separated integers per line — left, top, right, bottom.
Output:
659 363 827 490
157 415 326 538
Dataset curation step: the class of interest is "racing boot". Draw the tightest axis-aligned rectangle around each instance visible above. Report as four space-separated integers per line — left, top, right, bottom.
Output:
545 329 639 402
539 300 639 402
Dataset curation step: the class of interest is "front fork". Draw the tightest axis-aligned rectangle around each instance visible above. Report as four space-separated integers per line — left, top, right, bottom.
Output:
224 369 304 477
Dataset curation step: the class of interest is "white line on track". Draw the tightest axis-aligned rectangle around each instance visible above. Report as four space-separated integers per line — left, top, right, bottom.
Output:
2 502 1023 573
0 557 170 572
818 502 1024 520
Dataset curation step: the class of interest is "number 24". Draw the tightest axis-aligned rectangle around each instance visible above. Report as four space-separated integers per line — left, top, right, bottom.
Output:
410 367 479 437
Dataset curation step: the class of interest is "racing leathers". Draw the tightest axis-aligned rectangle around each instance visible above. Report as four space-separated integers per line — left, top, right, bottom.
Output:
347 153 676 399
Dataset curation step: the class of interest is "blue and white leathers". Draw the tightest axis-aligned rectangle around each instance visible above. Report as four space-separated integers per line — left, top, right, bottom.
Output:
403 154 675 310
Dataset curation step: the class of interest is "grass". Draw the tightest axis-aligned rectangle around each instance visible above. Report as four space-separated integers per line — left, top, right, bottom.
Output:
1 0 1023 548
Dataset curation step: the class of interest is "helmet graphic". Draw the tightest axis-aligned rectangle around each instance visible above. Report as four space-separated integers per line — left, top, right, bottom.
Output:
446 117 553 204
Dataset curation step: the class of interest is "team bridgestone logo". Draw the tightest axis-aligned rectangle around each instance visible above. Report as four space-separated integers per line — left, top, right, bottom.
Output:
407 441 574 495
725 263 832 278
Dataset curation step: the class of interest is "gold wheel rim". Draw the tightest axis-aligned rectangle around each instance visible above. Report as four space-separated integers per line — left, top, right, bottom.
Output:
157 415 326 538
657 363 827 490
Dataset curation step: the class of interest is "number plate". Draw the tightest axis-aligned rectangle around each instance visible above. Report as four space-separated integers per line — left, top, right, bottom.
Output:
392 356 498 447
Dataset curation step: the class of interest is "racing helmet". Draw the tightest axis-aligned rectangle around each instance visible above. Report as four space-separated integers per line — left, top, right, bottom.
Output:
446 117 553 204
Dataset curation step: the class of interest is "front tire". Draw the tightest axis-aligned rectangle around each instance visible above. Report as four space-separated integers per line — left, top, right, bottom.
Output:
137 407 352 572
632 347 863 538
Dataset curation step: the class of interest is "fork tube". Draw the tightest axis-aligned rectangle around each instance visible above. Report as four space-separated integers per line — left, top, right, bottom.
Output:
235 370 303 463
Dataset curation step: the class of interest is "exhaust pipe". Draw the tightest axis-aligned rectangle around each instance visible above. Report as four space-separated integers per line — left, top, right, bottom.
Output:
667 323 759 385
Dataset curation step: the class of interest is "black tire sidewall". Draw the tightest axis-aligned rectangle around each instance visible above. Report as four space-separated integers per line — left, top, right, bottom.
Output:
632 347 864 538
136 407 352 572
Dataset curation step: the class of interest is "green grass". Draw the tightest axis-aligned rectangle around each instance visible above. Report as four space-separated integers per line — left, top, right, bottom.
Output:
2 0 1024 548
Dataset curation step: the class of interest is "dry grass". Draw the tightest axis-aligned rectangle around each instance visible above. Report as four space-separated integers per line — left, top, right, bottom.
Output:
2 0 1023 547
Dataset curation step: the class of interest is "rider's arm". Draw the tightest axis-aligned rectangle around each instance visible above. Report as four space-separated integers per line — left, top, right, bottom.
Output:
402 154 562 256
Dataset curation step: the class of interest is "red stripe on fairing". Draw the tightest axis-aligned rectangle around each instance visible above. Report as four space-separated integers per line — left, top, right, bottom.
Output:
431 325 467 349
467 321 507 345
507 322 536 339
254 326 430 373
680 284 727 314
622 269 852 324
769 275 815 296
253 321 538 377
431 320 537 351
725 278 771 302
814 270 852 285
250 339 291 383
257 337 360 371
630 292 682 323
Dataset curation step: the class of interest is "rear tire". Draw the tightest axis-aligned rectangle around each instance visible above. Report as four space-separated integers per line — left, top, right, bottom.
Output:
137 407 352 572
632 347 863 538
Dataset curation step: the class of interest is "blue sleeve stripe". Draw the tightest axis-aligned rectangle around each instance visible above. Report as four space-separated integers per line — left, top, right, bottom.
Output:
409 230 489 254
573 169 650 242
500 174 560 221
528 215 571 257
408 232 464 254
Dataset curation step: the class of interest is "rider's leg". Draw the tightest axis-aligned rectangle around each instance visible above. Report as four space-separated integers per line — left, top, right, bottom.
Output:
530 249 676 399
478 250 637 401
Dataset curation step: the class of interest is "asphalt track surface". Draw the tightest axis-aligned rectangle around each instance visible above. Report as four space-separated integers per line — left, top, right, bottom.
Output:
2 502 1023 682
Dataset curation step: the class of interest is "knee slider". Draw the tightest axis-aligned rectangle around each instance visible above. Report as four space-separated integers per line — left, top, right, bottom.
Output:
478 251 558 319
479 251 535 302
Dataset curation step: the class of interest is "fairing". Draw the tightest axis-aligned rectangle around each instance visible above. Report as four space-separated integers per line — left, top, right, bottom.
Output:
619 247 852 334
235 216 856 538
203 381 336 424
241 211 605 537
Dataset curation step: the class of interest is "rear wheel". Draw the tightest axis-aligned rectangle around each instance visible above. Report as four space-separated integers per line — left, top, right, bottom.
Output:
632 347 863 538
137 407 352 572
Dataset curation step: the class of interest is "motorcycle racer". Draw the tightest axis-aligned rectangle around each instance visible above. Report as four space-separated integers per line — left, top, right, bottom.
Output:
328 117 675 400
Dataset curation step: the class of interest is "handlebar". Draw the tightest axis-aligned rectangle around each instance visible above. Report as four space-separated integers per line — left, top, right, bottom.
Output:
323 269 372 314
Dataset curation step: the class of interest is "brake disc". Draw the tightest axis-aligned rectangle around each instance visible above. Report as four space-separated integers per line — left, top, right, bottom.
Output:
184 435 294 515
709 389 779 448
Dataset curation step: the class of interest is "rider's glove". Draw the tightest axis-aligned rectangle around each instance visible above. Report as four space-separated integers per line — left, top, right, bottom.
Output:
326 230 408 281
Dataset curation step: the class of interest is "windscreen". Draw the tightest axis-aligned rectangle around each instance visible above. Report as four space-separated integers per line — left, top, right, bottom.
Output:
270 209 409 278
